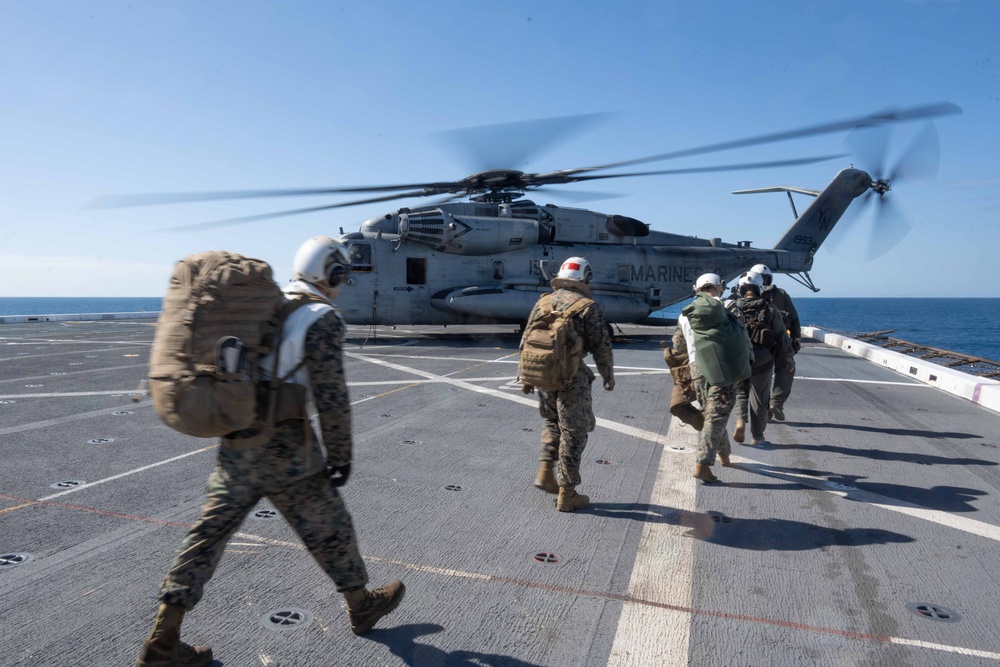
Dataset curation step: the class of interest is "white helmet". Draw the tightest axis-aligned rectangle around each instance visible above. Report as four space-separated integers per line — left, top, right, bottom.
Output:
739 270 764 296
694 272 724 293
292 236 351 287
557 257 594 284
750 263 773 286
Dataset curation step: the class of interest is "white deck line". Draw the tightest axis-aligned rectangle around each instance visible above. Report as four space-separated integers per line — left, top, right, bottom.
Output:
607 416 696 666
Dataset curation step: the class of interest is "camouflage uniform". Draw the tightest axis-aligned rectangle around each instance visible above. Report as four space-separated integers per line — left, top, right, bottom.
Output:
763 284 800 413
159 307 368 610
526 283 614 488
672 323 735 465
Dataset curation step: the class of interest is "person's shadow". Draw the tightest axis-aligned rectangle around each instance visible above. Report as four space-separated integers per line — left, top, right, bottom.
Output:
753 439 996 466
741 463 991 513
586 502 915 551
779 421 982 441
366 624 547 667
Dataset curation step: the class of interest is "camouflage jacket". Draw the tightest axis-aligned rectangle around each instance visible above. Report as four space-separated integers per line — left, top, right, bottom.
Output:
220 307 352 484
522 283 615 383
762 285 801 340
301 309 353 467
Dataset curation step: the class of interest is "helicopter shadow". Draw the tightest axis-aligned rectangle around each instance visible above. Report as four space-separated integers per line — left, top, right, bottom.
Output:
781 421 982 441
584 502 914 551
365 623 546 667
753 439 995 466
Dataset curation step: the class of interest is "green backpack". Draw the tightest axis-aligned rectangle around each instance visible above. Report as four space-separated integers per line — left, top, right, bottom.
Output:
683 293 751 386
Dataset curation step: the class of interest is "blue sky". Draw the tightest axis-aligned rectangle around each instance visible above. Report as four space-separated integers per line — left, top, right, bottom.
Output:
0 0 996 298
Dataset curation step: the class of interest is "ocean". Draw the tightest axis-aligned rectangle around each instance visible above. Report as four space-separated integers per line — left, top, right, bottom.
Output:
1 297 998 363
654 297 1000 363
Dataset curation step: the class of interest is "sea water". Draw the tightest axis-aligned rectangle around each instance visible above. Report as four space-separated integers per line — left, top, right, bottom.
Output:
2 297 998 362
657 297 1000 363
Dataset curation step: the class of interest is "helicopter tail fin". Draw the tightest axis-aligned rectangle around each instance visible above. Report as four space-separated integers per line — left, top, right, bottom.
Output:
765 168 872 253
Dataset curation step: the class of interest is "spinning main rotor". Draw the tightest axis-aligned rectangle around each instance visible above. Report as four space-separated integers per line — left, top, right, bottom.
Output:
90 103 961 232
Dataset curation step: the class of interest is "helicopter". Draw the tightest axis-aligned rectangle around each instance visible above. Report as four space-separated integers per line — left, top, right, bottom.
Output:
95 103 961 326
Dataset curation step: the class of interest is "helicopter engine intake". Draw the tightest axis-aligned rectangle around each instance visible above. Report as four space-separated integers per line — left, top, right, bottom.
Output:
399 209 542 255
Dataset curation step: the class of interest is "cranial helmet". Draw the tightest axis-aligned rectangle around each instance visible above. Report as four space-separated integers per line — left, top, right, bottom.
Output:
750 263 773 286
557 257 593 284
694 273 724 293
739 270 764 296
292 236 351 287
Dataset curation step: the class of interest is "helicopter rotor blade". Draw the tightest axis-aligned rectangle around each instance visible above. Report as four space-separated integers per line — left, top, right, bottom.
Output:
866 196 912 260
547 154 848 184
561 102 961 177
889 122 941 183
157 189 436 232
845 124 890 179
433 112 614 172
527 187 626 203
86 182 459 210
824 189 875 252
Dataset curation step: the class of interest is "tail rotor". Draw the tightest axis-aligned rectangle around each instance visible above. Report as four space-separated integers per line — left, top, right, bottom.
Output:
837 117 943 259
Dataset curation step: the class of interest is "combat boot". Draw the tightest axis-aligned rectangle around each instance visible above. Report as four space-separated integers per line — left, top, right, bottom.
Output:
344 580 406 636
770 404 785 421
693 464 718 483
534 461 559 494
718 452 732 467
135 603 213 667
556 485 590 512
733 419 746 444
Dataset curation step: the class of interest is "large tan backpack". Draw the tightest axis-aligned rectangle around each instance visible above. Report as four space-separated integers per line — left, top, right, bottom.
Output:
148 251 287 438
519 293 592 391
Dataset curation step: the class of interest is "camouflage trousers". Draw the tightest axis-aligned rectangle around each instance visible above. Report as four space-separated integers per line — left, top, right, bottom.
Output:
159 457 368 611
538 366 596 487
735 361 774 439
771 356 795 410
694 376 736 466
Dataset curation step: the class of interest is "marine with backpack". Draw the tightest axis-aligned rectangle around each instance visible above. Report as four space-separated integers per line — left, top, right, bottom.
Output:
135 237 406 667
520 257 615 513
729 271 793 447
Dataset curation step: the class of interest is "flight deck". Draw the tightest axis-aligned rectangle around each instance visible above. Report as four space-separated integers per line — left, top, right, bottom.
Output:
2 319 1000 666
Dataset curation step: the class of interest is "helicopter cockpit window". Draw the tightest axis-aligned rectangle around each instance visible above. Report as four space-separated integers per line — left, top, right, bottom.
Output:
348 243 373 272
406 257 426 285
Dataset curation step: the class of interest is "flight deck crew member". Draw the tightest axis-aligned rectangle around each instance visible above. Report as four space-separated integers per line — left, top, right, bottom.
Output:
673 273 750 483
522 257 615 512
750 264 801 421
731 271 793 446
135 237 405 667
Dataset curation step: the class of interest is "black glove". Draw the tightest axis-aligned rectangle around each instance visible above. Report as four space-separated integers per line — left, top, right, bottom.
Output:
521 384 535 395
792 338 802 353
327 464 351 488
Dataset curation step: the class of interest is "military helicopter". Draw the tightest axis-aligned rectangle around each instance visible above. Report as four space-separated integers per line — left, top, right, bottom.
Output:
96 103 960 326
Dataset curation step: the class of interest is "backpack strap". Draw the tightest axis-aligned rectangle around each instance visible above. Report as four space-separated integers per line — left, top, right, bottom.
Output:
222 294 328 450
561 296 592 318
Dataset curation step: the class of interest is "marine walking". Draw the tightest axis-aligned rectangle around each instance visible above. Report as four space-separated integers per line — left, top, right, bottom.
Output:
135 237 404 667
519 257 615 512
671 273 751 483
727 271 793 446
751 264 802 422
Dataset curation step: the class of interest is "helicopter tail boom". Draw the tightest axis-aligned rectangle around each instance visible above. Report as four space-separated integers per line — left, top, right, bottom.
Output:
771 168 872 254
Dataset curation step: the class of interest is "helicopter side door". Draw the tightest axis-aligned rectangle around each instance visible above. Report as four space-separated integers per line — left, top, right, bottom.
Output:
340 240 381 325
